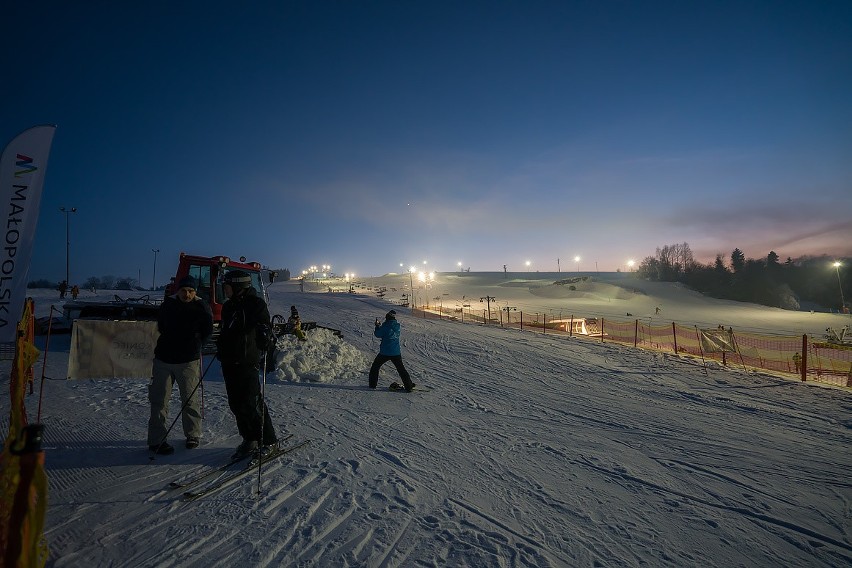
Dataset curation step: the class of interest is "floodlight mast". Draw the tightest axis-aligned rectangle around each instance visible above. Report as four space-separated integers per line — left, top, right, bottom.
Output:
59 207 77 283
833 262 845 312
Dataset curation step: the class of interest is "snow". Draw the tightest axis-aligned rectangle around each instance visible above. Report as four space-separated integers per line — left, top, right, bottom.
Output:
4 273 851 567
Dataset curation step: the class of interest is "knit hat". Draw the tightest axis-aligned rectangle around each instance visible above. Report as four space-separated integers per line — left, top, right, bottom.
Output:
224 270 252 289
178 276 197 290
386 310 397 320
290 305 299 316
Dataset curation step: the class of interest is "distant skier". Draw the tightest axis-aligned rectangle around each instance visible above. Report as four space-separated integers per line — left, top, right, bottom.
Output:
369 310 415 392
71 284 79 300
217 270 278 460
147 276 213 455
58 280 68 299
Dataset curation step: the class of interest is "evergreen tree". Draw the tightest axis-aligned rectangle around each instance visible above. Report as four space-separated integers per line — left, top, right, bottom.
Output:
731 248 745 273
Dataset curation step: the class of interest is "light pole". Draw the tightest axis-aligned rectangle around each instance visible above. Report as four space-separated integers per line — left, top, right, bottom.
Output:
833 262 845 311
408 266 416 309
151 249 160 290
59 207 77 283
574 255 581 273
480 295 496 323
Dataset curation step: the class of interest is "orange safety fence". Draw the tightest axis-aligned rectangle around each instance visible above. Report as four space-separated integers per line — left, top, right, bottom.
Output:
809 341 852 387
412 306 851 388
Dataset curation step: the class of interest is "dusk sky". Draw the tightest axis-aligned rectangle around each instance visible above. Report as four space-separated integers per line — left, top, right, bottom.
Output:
4 1 851 285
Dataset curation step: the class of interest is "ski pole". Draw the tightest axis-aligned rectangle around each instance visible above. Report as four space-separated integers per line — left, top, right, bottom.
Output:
200 353 205 420
256 346 268 496
149 353 217 460
37 305 60 422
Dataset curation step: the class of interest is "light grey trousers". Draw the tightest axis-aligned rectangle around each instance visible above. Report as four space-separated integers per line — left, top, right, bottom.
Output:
147 358 202 445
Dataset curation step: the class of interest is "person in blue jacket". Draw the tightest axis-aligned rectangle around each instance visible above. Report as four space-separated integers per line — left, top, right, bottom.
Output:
369 310 415 391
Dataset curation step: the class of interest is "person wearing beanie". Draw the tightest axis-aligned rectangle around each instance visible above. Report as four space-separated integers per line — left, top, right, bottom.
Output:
148 274 213 454
369 309 415 391
217 270 278 460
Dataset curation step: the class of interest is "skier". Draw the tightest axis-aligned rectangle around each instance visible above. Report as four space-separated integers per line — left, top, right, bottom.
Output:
369 310 415 391
217 270 278 460
58 280 67 299
148 276 213 454
71 284 79 300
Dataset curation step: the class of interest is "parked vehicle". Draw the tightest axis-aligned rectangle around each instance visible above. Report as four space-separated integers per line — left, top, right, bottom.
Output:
38 252 341 342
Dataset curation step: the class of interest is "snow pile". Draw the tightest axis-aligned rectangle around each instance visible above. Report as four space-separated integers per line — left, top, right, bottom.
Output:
272 328 369 383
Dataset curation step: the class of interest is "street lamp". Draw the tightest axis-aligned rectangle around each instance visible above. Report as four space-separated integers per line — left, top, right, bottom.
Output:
833 262 845 312
574 255 581 273
408 266 416 309
59 207 77 284
151 249 160 290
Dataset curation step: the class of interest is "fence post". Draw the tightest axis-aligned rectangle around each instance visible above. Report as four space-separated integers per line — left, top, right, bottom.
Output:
520 311 523 331
801 334 807 382
634 319 639 348
672 322 678 354
694 326 708 374
600 318 605 342
569 315 573 337
543 313 546 335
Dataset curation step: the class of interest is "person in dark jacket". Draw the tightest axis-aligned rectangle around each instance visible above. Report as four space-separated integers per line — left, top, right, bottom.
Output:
148 276 213 455
217 270 278 460
369 310 415 391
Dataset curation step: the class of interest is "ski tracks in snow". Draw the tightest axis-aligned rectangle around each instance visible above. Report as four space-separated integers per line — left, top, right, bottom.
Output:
22 287 852 567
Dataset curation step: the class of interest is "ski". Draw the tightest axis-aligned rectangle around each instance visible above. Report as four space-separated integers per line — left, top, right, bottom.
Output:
168 434 294 490
388 382 430 392
183 439 311 501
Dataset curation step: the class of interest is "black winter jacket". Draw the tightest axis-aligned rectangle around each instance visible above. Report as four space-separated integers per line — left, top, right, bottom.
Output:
154 295 214 364
216 287 271 366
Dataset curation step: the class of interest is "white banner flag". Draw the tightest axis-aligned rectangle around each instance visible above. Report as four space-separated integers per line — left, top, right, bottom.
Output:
68 319 159 380
0 125 56 342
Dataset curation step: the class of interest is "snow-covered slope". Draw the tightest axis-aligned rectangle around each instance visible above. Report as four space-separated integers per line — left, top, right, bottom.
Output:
3 280 850 567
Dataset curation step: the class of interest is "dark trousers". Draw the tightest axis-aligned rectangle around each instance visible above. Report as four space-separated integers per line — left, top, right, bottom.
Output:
221 362 277 446
369 354 413 389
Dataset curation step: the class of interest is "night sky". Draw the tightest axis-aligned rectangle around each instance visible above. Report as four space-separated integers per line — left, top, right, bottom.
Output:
4 1 850 285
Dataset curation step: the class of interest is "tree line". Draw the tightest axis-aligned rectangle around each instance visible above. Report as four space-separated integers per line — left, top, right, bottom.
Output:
636 243 850 311
29 268 291 291
28 276 145 291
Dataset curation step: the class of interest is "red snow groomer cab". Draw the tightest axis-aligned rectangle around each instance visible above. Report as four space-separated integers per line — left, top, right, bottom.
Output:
164 252 275 325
